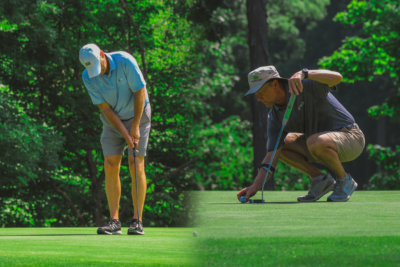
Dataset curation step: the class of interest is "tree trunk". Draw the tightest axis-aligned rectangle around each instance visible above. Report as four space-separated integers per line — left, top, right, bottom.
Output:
376 116 387 173
85 150 105 226
246 0 275 190
51 182 85 227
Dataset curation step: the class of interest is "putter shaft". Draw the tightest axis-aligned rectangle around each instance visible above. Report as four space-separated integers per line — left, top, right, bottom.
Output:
261 94 296 201
133 144 140 222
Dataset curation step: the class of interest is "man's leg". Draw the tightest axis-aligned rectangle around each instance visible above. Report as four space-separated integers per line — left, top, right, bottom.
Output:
306 133 347 179
279 134 324 178
128 155 147 220
279 134 336 202
97 154 123 235
307 132 359 202
104 154 123 220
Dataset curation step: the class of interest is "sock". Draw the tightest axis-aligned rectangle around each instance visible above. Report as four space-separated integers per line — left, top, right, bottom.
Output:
337 173 349 180
312 173 326 182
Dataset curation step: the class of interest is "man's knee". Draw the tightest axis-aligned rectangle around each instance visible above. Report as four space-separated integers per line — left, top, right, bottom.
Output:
129 156 145 171
267 135 295 149
104 156 122 174
307 135 331 157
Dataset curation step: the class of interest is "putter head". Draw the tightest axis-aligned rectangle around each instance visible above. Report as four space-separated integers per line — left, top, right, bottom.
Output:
250 199 265 204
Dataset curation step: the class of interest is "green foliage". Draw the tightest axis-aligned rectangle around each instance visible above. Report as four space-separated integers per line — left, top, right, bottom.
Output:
368 103 394 119
190 116 254 190
274 162 310 191
319 0 400 121
0 86 66 227
268 0 330 63
0 86 63 186
366 144 400 190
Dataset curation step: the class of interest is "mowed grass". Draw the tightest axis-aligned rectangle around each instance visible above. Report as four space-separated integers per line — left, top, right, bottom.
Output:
192 191 400 267
0 227 198 266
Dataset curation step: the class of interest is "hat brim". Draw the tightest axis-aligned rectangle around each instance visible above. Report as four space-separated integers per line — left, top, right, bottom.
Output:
244 77 288 98
87 61 101 78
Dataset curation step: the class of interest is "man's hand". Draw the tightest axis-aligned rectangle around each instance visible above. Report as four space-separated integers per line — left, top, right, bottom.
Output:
130 125 140 148
124 134 135 151
237 185 258 202
288 71 303 95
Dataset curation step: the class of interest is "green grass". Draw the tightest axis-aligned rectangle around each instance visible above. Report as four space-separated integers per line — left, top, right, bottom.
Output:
192 191 400 267
0 228 198 266
2 192 400 266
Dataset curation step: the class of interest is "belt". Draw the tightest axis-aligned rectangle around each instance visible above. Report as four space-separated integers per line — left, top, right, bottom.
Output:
121 117 133 122
345 123 359 131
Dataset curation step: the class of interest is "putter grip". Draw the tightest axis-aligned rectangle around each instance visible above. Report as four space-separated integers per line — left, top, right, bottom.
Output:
282 94 296 126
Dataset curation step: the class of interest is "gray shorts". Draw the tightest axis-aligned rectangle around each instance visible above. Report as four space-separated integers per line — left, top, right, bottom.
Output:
288 123 365 163
100 104 151 157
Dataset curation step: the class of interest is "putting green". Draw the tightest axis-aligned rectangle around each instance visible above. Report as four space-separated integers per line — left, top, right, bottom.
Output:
0 228 198 266
192 191 400 266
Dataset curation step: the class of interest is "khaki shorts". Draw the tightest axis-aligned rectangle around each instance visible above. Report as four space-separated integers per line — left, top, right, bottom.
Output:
287 124 365 163
100 104 151 157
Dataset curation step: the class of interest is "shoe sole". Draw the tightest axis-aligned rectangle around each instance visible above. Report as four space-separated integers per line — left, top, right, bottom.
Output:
327 181 358 202
298 181 336 202
127 229 145 235
97 229 122 235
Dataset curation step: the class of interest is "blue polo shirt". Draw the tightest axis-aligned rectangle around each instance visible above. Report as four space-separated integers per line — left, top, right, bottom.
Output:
82 51 149 120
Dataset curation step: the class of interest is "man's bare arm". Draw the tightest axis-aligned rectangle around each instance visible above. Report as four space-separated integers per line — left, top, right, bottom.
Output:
237 147 282 201
132 87 146 128
252 148 282 190
289 69 343 95
306 69 343 87
129 87 146 146
98 102 134 149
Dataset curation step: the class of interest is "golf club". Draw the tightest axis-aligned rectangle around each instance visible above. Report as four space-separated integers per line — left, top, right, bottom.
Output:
134 144 140 222
248 93 297 203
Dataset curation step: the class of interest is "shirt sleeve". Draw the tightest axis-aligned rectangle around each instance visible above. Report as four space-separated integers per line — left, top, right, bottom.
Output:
82 73 105 105
123 55 146 92
303 79 335 99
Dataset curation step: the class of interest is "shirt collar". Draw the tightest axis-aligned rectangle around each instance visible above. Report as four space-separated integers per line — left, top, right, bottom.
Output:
274 81 290 111
105 53 116 71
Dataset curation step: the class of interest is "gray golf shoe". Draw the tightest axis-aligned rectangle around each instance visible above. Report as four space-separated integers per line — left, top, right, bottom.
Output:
298 173 336 202
327 174 358 202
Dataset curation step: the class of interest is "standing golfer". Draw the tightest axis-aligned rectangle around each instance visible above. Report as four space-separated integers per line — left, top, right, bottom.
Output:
79 44 151 235
237 66 365 202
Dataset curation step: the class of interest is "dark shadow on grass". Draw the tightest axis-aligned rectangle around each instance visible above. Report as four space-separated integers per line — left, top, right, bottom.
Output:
209 202 329 205
0 234 97 236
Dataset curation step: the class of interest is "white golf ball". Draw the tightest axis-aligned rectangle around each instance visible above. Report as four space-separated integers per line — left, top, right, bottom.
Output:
193 231 198 237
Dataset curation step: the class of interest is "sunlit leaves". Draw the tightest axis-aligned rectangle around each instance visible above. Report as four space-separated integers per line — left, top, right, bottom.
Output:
367 144 400 189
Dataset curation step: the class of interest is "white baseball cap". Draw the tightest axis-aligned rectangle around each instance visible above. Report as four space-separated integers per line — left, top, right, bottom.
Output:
244 66 288 97
79 44 102 78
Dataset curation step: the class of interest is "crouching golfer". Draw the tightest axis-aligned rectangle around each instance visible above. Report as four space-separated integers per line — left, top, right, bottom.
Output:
237 66 365 202
79 44 151 234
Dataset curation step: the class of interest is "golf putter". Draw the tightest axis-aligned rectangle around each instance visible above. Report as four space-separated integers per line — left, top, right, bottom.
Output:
133 144 140 222
249 93 297 204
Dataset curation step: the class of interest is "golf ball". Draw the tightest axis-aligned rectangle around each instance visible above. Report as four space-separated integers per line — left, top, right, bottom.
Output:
240 196 246 203
193 231 198 237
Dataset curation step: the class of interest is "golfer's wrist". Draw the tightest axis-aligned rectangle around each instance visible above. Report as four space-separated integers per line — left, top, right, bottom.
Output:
254 173 265 190
132 119 140 128
123 132 131 140
300 71 305 80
